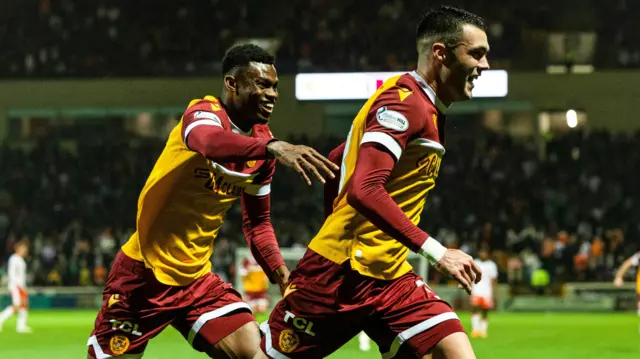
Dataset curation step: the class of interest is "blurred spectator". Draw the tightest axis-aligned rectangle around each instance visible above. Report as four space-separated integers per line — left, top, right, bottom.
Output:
0 0 638 77
0 126 638 293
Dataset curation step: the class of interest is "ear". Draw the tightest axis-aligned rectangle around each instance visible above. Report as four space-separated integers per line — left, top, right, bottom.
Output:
224 75 238 94
432 42 447 63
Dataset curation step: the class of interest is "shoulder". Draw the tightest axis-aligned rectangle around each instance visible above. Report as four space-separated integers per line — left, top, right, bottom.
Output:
367 74 435 131
8 254 20 265
183 96 230 128
185 95 225 114
374 74 433 111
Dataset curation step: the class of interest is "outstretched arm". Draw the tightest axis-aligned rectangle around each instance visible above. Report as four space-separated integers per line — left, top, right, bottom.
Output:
183 110 275 162
614 254 638 286
181 101 338 184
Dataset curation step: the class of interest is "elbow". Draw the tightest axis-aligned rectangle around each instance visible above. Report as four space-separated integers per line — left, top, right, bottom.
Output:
202 142 223 162
346 179 367 211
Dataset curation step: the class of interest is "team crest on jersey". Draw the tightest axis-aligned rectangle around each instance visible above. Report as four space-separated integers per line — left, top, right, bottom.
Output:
107 294 121 308
376 106 408 132
246 160 257 168
279 328 300 353
109 335 130 355
432 113 438 128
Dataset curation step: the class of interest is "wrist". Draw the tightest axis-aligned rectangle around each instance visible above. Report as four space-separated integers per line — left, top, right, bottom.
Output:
266 139 281 158
418 236 447 265
270 264 288 284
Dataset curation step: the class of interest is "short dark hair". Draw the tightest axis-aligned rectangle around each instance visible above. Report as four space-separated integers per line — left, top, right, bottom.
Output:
221 44 275 75
416 5 485 51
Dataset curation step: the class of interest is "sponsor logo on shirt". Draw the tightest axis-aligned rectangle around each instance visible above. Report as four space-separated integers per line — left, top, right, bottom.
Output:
376 106 408 132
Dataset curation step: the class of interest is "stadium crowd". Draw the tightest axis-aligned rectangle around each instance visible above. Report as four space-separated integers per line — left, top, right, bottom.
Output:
0 0 638 77
0 127 638 290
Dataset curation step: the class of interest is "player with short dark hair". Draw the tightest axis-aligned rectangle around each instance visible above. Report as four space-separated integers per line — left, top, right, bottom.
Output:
257 6 489 359
86 43 338 359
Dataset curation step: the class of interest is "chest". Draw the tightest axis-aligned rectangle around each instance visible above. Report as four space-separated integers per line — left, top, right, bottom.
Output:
192 159 270 198
395 142 443 182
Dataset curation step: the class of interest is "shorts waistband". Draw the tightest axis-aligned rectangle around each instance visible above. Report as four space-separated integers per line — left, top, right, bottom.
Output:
114 250 147 276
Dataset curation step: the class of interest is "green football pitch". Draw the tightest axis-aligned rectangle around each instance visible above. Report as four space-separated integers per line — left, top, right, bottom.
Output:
0 310 638 358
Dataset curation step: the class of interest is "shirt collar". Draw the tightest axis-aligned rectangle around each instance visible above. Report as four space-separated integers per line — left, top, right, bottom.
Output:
409 71 449 113
229 118 252 136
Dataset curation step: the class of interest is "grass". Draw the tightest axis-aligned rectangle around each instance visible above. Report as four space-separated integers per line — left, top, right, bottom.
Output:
0 310 638 358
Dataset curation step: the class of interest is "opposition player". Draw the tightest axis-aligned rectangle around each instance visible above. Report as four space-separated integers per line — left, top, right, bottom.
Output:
0 240 31 333
470 247 498 338
240 254 270 314
613 250 640 317
258 6 489 359
86 44 338 359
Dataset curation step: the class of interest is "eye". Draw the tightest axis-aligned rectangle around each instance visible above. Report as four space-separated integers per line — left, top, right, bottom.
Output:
469 47 489 61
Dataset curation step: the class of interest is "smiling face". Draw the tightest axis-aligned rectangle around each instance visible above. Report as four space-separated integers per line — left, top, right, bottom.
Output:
438 24 490 102
225 62 279 124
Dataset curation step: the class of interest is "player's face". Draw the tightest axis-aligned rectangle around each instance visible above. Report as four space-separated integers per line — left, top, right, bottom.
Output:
478 249 489 260
235 62 279 123
16 244 28 257
442 24 490 102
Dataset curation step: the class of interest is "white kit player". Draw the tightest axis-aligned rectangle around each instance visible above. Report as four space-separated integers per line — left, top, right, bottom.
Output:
0 240 31 333
470 247 498 338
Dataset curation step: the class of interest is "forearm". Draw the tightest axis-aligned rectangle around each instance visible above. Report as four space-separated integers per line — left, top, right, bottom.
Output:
241 194 285 281
346 143 446 262
615 261 632 280
188 127 275 162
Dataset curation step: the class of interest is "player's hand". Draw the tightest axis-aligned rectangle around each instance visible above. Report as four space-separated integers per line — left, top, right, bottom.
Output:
267 141 340 185
271 265 290 296
613 277 624 287
435 249 482 295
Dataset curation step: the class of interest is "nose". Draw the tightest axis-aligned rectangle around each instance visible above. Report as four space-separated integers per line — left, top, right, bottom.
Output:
265 87 278 101
478 55 490 73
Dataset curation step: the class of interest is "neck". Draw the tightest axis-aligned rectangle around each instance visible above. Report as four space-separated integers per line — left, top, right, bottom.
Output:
416 61 453 108
221 95 255 133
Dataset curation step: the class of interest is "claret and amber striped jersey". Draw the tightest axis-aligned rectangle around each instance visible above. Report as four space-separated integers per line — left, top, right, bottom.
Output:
122 96 275 286
240 255 268 293
308 72 448 280
632 252 640 293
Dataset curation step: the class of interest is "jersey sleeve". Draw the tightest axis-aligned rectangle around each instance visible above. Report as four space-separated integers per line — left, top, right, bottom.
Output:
181 97 229 148
180 97 274 161
361 89 429 161
324 142 345 219
245 160 275 197
631 253 640 266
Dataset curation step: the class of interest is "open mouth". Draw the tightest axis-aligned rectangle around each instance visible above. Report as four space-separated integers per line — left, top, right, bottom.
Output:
260 102 275 114
467 75 479 88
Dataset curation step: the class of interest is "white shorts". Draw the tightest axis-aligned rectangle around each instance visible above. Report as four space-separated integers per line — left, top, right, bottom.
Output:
248 298 268 308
